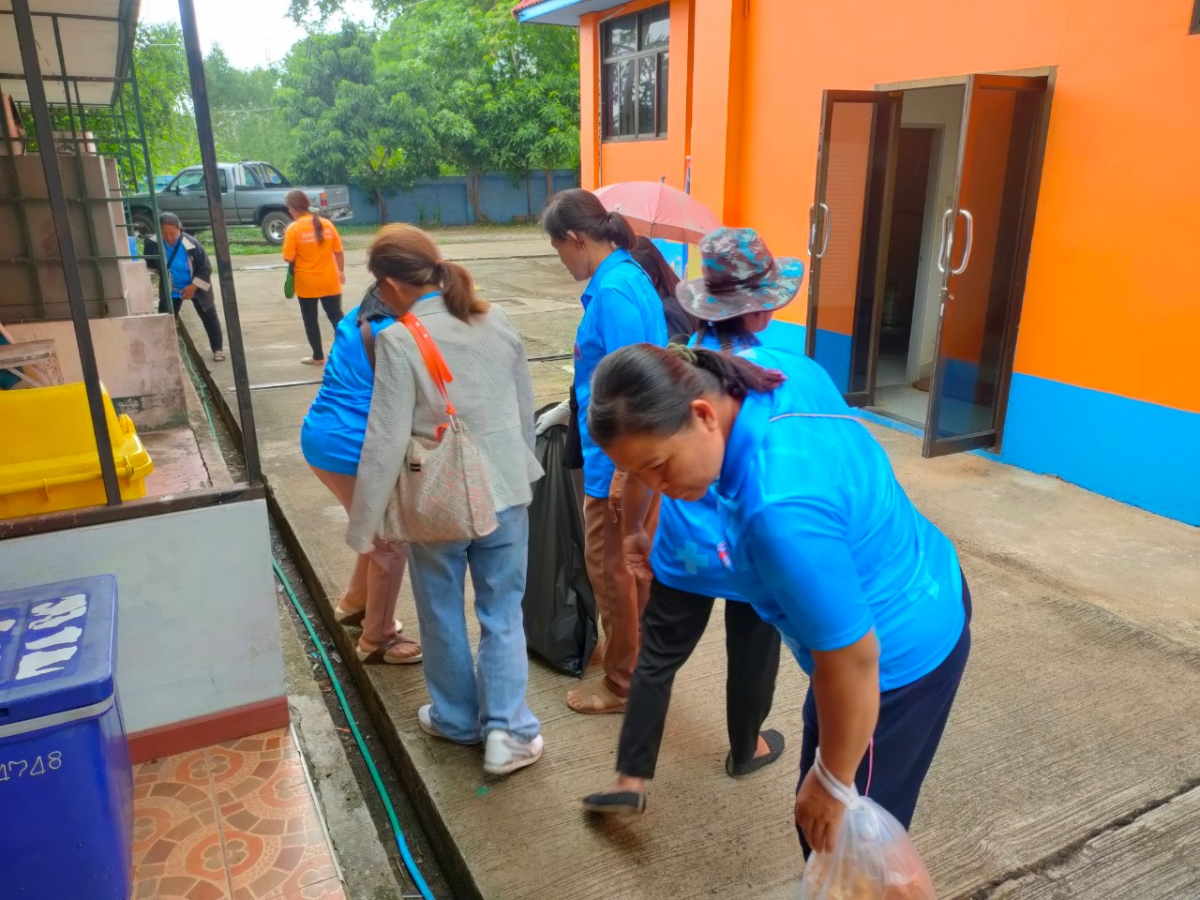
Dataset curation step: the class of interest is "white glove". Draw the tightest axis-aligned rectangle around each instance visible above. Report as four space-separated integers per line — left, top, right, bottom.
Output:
535 399 572 436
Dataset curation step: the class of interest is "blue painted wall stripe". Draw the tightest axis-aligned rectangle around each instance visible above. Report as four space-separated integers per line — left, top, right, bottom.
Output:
986 373 1199 526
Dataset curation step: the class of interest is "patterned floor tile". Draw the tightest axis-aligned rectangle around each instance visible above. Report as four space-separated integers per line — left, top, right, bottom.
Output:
132 729 338 900
276 875 347 900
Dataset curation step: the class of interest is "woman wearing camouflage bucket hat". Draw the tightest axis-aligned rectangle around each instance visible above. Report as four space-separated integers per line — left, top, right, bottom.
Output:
584 228 852 816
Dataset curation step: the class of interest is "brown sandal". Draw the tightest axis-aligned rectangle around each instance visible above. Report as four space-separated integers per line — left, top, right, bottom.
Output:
356 633 423 665
566 678 626 715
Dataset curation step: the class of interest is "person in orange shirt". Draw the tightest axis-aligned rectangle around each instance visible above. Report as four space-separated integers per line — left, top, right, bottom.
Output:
283 189 347 366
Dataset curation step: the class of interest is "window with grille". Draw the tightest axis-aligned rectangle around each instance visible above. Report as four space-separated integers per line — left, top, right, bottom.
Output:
601 5 669 140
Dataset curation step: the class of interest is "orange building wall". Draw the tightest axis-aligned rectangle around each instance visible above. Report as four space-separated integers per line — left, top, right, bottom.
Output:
732 0 1200 414
582 0 693 190
578 0 1200 414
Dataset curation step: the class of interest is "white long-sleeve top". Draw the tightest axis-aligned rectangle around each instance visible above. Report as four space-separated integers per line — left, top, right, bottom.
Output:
346 297 543 553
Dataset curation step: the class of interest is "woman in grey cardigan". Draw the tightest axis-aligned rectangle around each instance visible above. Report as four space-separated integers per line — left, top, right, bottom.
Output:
347 225 546 777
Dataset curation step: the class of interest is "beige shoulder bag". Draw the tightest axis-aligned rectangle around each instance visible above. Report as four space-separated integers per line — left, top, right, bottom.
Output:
375 314 498 543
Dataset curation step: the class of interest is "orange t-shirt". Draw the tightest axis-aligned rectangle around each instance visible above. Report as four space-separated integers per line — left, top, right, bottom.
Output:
282 214 344 298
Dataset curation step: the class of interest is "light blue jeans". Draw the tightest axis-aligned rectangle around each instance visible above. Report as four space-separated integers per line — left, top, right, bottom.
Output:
406 505 540 743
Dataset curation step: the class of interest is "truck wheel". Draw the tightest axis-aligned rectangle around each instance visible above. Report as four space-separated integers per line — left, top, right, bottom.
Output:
261 211 290 246
131 212 155 241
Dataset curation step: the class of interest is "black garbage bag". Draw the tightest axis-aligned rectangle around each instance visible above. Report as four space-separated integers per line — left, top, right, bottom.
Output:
522 407 597 677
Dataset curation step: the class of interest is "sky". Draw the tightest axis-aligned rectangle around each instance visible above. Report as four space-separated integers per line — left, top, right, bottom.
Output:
138 0 378 70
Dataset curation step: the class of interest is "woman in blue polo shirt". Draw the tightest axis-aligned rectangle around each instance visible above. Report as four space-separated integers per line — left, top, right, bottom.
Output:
540 189 669 715
301 287 422 666
583 229 857 816
584 236 971 852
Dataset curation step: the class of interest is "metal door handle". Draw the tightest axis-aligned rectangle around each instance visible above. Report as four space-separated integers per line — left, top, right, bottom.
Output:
808 204 816 256
936 209 953 274
817 202 832 259
950 209 974 275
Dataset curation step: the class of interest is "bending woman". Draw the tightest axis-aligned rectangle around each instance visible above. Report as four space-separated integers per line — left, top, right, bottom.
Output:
584 228 848 815
347 225 545 777
587 338 971 855
301 286 421 664
539 189 668 715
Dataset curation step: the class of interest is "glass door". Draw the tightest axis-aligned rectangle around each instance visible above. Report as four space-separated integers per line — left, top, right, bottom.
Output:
805 90 902 406
924 74 1048 456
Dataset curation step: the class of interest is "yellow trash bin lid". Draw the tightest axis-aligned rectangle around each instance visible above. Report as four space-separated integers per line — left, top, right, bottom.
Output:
0 381 154 518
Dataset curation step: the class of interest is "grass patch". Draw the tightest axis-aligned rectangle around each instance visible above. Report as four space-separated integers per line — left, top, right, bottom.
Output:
219 221 541 256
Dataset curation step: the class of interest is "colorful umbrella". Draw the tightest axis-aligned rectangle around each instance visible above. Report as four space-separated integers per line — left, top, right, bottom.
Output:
592 181 721 245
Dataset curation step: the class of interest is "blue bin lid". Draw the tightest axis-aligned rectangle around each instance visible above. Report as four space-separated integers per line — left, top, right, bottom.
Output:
0 575 117 726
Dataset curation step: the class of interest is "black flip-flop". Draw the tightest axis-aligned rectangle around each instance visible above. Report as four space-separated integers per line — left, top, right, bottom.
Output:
726 729 785 778
582 790 646 816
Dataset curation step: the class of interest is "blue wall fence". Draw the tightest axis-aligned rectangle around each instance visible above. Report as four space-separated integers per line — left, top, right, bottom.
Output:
349 170 580 227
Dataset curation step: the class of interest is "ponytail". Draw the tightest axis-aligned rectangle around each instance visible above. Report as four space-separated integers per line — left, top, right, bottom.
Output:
284 188 324 244
438 259 489 323
588 344 784 446
602 210 636 251
542 188 636 251
367 224 489 324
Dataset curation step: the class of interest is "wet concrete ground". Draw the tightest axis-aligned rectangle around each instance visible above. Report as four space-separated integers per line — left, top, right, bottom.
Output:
181 233 1200 900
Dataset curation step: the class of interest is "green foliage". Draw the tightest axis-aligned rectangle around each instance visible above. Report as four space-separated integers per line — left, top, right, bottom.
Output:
276 23 441 222
281 0 580 218
60 5 579 218
204 45 295 165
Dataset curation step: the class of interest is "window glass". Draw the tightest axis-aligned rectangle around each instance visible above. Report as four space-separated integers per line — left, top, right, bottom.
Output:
174 170 205 191
641 6 669 49
241 165 264 187
637 57 656 137
606 15 636 56
658 52 669 135
601 4 668 140
263 165 290 186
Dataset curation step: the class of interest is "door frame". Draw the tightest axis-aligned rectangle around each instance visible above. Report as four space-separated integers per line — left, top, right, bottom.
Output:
863 69 1055 455
804 90 903 408
986 68 1056 454
923 72 1052 457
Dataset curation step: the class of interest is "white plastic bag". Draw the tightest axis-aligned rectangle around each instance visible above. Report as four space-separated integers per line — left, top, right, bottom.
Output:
798 751 937 900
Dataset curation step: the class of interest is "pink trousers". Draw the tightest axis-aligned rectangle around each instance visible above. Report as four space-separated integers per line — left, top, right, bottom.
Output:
310 466 405 644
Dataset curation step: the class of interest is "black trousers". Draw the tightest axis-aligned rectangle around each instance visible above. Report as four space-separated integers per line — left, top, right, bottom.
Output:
168 294 223 353
797 573 973 858
299 295 344 359
618 579 781 779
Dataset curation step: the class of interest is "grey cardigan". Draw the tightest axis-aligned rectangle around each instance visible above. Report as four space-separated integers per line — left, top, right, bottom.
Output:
346 298 543 553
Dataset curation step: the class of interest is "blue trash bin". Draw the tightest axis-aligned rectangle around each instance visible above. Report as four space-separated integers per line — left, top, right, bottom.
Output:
0 575 132 899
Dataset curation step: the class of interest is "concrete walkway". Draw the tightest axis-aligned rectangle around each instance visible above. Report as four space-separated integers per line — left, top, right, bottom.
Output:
181 237 1200 900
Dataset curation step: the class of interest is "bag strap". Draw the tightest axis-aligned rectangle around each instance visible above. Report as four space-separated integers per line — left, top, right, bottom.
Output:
400 313 456 418
361 319 377 370
165 239 184 269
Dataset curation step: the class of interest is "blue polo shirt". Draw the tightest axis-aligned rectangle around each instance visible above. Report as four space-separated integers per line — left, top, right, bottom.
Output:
301 305 396 475
716 365 964 691
165 237 192 300
651 321 850 600
575 249 668 498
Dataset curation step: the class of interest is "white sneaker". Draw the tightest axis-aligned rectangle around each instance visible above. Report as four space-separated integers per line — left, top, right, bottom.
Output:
483 729 544 776
418 704 449 740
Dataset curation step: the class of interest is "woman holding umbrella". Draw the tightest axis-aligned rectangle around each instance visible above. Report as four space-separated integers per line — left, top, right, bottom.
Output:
539 188 668 715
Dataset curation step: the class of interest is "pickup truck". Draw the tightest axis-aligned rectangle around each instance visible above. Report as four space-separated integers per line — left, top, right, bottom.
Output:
128 161 353 246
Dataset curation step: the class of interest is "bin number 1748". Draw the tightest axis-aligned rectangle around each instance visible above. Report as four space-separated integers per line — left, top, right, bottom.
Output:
0 753 63 782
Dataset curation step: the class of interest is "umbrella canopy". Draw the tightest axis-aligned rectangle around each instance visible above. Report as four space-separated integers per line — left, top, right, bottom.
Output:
592 181 722 245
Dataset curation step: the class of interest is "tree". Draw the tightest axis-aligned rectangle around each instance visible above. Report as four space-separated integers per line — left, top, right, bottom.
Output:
204 45 293 165
277 24 439 222
127 22 197 180
373 0 580 222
